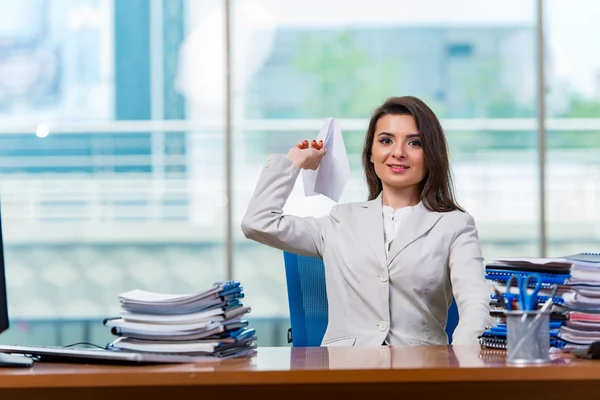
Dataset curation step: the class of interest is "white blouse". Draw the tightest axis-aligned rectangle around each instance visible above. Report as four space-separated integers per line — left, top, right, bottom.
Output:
381 202 419 345
382 202 418 256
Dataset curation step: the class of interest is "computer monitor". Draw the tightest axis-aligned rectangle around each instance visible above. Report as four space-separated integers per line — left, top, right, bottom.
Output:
0 202 9 335
0 202 32 367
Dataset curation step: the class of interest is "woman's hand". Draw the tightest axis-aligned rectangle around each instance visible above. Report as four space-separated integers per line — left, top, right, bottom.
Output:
286 139 327 170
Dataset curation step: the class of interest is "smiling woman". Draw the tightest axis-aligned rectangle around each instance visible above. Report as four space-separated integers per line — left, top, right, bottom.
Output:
363 96 463 213
371 115 427 205
241 95 492 348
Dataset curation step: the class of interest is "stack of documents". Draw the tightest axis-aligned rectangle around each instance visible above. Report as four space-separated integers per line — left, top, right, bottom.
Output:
103 281 257 359
480 252 600 351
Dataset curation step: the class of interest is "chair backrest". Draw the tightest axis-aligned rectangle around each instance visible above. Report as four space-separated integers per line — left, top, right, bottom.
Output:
283 251 459 346
283 252 329 347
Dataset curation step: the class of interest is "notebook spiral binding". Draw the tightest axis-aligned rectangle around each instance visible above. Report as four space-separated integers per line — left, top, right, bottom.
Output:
490 293 565 305
478 348 507 362
479 337 507 349
489 279 559 289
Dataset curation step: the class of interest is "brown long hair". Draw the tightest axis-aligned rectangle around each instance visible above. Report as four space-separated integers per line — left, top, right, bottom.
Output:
362 96 464 213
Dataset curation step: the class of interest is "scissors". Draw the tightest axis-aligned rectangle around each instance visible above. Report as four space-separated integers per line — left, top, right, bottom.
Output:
503 273 543 311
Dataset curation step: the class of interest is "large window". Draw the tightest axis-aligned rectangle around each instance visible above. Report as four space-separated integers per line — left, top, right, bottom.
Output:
0 0 230 346
0 0 596 347
232 0 538 322
545 0 600 257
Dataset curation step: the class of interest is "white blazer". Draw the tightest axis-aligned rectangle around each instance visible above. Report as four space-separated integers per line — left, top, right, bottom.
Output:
241 154 492 346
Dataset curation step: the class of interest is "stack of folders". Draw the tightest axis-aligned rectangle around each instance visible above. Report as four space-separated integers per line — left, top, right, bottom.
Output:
480 252 600 352
103 281 257 359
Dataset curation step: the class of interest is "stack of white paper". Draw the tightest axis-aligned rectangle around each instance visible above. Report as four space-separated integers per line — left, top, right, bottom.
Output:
104 281 257 358
302 118 351 203
118 286 230 314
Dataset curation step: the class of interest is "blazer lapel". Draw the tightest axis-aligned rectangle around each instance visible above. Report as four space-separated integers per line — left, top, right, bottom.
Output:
358 194 386 268
386 202 443 265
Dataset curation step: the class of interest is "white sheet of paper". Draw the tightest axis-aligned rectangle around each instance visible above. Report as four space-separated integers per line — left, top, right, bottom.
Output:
302 118 351 202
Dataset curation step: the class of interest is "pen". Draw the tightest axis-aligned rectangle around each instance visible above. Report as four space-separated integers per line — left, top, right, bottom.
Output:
493 287 509 310
511 298 519 311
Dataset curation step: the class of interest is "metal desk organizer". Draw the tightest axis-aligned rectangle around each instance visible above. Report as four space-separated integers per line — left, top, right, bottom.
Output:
501 273 557 364
505 310 551 364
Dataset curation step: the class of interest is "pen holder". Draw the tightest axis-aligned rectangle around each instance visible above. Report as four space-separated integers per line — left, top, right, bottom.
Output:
505 310 551 364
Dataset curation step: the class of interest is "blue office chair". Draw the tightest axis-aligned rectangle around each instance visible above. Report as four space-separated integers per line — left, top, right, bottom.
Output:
283 251 459 347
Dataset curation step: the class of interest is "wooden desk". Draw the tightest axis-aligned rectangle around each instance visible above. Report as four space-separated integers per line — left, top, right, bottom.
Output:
0 345 598 400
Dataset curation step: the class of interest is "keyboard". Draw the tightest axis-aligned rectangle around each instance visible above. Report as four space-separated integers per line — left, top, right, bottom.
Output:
0 344 198 364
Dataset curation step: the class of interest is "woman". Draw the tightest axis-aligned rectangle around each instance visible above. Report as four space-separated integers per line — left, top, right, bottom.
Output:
241 96 491 346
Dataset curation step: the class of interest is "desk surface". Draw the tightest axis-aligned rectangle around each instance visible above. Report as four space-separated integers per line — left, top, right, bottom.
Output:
0 345 596 389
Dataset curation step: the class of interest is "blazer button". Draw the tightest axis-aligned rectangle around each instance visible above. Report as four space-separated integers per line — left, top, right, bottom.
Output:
378 321 388 331
380 272 388 282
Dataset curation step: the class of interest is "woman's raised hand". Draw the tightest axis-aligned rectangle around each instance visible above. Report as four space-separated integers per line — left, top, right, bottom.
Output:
286 139 327 170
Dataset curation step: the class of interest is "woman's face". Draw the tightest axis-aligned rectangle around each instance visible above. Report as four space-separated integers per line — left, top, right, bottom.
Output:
370 114 427 192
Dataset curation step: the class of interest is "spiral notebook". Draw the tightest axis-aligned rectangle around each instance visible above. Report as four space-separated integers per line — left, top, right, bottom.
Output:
479 336 568 350
485 269 569 284
564 252 600 263
486 261 571 274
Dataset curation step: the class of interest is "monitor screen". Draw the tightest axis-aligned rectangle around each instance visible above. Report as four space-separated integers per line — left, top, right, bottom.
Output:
0 201 8 335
